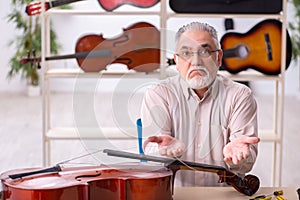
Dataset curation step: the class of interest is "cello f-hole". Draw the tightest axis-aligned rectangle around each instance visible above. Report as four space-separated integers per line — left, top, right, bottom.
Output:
113 35 129 47
115 58 132 65
75 172 102 181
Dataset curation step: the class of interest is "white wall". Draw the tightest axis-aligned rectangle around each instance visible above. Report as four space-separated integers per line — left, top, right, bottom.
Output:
1 0 299 96
0 1 27 93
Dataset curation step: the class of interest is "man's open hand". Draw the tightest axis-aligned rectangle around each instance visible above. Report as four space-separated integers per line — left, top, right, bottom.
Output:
223 136 260 165
143 135 185 157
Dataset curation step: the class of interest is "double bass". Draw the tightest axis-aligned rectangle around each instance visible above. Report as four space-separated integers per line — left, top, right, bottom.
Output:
0 149 260 200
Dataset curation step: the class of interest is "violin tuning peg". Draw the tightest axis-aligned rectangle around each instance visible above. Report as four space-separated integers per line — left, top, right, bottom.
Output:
32 49 36 57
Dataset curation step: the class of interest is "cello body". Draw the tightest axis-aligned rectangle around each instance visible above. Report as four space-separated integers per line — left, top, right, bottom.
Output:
0 164 173 200
75 22 161 72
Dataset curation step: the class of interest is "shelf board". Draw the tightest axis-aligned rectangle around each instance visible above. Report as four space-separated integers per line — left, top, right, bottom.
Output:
45 9 282 19
44 68 177 78
46 127 281 142
258 130 281 142
46 9 160 16
167 13 282 19
44 68 282 81
218 70 282 82
46 127 137 140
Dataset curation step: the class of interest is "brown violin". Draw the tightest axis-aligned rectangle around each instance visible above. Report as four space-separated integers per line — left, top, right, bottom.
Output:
1 164 173 200
20 22 172 73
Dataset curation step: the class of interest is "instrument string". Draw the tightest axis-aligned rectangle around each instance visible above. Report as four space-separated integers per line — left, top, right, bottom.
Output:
55 145 237 179
57 148 105 165
173 156 236 179
173 156 198 171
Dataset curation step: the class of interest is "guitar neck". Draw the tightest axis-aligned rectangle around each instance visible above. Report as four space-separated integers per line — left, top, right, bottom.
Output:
50 0 85 8
223 45 249 59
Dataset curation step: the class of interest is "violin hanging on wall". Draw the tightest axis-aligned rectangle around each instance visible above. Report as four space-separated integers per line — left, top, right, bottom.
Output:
25 0 159 16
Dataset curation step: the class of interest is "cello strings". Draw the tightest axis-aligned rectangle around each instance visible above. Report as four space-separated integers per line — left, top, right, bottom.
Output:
57 146 136 166
55 147 237 179
57 148 105 165
173 156 237 178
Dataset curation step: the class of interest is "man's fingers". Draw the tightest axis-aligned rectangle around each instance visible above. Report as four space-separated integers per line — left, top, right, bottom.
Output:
142 136 162 151
159 147 167 156
143 135 185 157
167 147 183 157
147 136 163 143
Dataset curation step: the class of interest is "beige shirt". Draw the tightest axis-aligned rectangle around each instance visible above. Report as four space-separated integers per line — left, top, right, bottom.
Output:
141 74 258 187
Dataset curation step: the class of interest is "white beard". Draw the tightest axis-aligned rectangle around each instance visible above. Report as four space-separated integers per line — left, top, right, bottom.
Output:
185 66 214 89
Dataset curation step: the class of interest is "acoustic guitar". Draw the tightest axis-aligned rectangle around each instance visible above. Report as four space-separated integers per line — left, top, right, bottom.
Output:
25 0 159 15
98 0 159 11
221 19 292 75
25 0 85 16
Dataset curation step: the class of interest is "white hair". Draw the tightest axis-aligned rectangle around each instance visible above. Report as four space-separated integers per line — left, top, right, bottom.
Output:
175 22 220 48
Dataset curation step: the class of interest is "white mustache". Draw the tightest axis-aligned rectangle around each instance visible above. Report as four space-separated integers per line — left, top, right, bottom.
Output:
187 66 209 76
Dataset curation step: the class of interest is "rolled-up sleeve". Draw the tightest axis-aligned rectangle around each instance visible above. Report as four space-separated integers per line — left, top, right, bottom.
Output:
227 87 258 174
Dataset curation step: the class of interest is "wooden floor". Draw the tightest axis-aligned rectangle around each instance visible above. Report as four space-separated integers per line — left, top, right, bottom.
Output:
0 92 299 187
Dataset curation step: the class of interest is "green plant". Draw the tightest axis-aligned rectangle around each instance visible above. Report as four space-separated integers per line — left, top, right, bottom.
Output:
7 0 61 86
289 0 300 60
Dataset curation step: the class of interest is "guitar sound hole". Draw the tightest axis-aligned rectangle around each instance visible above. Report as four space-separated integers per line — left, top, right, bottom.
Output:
236 45 249 59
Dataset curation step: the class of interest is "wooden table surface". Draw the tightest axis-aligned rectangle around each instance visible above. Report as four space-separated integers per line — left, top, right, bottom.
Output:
174 187 299 199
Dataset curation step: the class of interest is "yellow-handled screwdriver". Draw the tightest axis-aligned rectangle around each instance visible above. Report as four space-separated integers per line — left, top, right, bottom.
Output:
250 190 285 200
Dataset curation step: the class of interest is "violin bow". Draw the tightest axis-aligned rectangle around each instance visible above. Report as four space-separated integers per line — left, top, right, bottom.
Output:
103 149 260 196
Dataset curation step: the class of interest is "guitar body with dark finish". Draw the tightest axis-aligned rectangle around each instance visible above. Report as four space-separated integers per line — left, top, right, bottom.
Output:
169 0 282 14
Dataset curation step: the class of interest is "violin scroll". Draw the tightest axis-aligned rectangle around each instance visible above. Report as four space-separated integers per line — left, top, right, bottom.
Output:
217 171 260 196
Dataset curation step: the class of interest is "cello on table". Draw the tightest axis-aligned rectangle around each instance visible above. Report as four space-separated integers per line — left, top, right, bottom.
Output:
0 149 260 200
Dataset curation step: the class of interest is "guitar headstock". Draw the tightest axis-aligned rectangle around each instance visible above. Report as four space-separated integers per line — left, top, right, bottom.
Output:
20 50 41 69
25 1 50 16
20 57 41 65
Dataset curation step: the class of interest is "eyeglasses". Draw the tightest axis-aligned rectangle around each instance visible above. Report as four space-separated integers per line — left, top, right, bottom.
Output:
176 49 220 59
